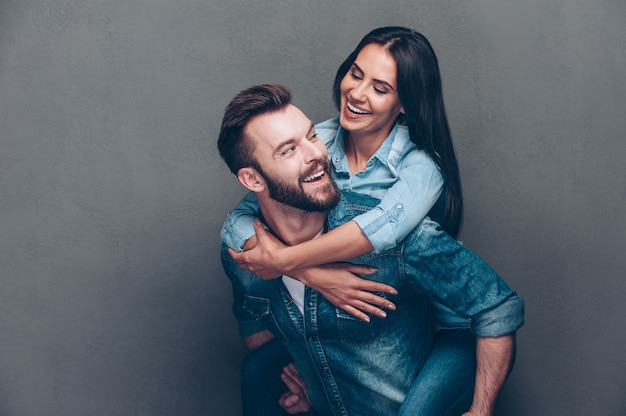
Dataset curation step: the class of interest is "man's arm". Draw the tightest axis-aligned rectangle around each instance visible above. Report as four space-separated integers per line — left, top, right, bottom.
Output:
463 334 516 416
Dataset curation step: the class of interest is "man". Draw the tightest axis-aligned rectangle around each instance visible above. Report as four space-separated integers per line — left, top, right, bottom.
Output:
218 83 524 416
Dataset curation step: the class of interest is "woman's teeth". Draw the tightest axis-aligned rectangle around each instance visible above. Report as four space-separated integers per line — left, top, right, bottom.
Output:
347 102 371 115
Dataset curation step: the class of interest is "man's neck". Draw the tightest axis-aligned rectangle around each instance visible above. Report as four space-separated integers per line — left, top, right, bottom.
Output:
258 198 326 246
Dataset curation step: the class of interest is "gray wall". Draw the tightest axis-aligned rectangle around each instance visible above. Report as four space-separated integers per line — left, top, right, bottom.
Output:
1 1 624 415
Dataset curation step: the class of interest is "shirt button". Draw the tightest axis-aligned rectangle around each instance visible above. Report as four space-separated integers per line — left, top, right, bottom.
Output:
308 301 314 307
308 336 315 341
396 203 403 209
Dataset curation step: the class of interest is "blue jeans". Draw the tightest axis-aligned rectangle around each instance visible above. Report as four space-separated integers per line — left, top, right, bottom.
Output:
241 339 318 416
242 330 475 416
398 329 476 416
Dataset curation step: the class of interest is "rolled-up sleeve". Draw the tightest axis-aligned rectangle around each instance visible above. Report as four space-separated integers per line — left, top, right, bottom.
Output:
403 220 525 337
470 293 525 337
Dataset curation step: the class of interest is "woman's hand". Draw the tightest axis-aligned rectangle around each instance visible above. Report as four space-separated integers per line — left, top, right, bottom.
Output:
291 263 397 322
279 363 311 414
228 219 289 279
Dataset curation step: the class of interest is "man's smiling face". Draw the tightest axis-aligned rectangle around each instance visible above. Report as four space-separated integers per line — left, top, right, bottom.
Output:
246 104 340 211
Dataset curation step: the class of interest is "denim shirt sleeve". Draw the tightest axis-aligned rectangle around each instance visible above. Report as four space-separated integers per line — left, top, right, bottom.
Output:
354 146 444 253
402 219 525 337
220 192 260 251
220 243 269 337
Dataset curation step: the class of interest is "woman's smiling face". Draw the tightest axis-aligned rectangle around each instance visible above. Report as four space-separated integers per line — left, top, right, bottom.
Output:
338 43 404 140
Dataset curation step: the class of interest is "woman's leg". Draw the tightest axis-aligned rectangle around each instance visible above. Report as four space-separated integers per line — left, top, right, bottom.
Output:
398 329 476 416
241 338 293 416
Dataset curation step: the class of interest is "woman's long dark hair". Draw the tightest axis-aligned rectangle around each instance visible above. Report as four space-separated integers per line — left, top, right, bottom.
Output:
333 26 463 238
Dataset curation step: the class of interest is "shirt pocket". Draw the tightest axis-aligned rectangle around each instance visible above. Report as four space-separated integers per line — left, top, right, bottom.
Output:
336 309 388 346
243 294 290 345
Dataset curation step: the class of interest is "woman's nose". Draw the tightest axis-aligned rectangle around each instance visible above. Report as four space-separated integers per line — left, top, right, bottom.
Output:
350 82 367 102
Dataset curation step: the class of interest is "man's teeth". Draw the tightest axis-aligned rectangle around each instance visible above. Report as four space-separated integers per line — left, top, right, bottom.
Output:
347 102 371 115
303 171 324 182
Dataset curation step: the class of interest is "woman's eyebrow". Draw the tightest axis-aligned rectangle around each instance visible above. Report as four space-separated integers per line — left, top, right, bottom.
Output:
352 62 395 91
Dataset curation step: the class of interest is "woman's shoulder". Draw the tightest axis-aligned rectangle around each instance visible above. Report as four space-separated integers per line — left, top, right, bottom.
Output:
315 117 341 145
389 125 437 168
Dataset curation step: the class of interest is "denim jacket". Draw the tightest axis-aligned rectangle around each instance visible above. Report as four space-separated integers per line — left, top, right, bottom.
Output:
221 192 525 416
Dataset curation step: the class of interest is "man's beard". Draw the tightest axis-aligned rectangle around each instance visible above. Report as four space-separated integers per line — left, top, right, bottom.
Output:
255 160 340 212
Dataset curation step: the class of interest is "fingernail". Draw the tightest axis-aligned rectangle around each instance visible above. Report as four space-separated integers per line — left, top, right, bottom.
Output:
388 288 398 295
378 311 387 318
367 267 378 272
387 303 396 310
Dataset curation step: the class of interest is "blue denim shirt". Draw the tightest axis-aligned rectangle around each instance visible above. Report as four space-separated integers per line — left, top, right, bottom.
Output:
318 118 443 251
222 192 525 416
221 118 443 253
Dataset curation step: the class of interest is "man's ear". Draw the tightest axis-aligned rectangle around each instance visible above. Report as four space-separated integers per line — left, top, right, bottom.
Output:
237 167 266 192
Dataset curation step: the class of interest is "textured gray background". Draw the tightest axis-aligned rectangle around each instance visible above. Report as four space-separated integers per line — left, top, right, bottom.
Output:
1 1 625 415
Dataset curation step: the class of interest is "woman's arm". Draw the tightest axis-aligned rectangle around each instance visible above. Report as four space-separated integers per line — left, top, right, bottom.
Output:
228 220 397 321
230 151 443 275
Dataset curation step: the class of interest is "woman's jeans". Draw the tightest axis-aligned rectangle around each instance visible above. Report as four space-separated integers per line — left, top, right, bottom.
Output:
398 328 476 416
241 329 475 416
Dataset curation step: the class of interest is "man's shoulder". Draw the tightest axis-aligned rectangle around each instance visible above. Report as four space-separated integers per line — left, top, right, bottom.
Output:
327 192 381 229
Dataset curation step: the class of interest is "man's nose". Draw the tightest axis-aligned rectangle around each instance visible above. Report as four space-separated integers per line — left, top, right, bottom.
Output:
303 139 325 162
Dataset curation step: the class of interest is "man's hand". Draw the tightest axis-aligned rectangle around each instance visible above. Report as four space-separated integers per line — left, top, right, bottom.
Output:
292 263 396 322
278 363 311 414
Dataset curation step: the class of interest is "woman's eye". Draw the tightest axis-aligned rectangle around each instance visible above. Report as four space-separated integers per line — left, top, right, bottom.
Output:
374 86 388 95
350 71 362 80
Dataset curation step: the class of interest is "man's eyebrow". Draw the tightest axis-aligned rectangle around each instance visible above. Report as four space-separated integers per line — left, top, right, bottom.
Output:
352 62 395 91
274 122 315 152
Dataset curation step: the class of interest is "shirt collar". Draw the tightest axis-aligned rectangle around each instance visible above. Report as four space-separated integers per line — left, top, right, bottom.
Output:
327 121 401 173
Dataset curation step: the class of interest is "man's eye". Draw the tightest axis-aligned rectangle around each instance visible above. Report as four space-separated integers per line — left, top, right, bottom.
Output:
283 146 295 155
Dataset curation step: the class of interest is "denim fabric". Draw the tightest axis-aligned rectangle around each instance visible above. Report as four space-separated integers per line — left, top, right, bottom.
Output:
317 118 443 252
222 192 525 416
398 329 476 416
241 338 318 416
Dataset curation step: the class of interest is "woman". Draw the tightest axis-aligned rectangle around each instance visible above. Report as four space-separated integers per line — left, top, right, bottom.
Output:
224 27 475 415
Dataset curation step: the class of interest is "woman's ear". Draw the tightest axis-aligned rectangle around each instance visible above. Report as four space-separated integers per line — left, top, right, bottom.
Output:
237 167 266 192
